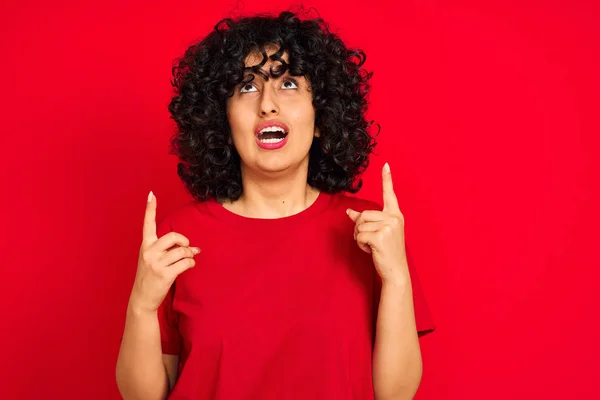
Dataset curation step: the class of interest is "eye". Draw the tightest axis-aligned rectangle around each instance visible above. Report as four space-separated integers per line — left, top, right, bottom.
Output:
281 78 299 90
240 83 257 93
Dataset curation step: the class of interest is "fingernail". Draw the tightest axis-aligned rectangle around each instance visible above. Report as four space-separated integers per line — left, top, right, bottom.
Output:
192 247 201 254
147 191 154 203
346 209 350 215
384 162 390 172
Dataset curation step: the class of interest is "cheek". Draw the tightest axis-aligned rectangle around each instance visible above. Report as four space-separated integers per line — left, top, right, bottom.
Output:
289 103 316 128
227 105 250 138
299 111 317 135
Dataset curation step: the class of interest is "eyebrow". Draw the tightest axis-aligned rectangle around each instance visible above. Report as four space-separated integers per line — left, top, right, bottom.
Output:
242 63 291 81
242 71 290 80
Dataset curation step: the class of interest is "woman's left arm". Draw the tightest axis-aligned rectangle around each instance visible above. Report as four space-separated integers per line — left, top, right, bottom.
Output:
372 275 422 400
347 163 423 400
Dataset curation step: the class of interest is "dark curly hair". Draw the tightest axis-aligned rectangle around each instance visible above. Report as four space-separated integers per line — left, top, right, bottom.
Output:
167 10 378 202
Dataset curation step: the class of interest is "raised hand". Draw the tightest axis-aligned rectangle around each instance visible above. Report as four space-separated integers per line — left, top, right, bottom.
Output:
129 191 200 312
346 163 408 284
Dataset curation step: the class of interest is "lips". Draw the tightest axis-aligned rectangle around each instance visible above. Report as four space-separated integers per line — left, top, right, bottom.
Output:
254 120 289 150
256 134 288 150
254 120 289 137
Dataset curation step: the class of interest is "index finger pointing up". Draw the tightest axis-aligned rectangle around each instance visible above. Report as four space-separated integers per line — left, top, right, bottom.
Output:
143 190 158 242
382 163 400 213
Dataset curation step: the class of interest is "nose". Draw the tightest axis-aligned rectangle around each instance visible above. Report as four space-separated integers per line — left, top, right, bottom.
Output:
259 86 279 116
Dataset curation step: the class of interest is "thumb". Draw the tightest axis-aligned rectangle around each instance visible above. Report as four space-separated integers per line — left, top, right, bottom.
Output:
346 208 360 222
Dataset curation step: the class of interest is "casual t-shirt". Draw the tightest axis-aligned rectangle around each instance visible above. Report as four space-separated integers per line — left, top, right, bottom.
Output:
156 191 435 399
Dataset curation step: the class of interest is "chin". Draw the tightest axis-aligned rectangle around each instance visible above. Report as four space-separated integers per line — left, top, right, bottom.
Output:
255 156 303 174
258 162 291 174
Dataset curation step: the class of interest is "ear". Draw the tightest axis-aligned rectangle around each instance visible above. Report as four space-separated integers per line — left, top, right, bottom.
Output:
314 128 321 138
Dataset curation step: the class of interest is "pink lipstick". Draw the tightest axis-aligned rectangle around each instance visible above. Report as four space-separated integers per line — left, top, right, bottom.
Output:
255 120 289 150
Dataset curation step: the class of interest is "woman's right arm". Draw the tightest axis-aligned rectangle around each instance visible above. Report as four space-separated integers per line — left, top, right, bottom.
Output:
116 305 171 400
116 192 199 399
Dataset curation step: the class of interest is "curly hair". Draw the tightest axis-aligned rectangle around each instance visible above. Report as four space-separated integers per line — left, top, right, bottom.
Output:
167 10 378 202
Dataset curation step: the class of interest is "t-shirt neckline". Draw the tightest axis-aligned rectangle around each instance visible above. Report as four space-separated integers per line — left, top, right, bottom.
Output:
203 191 333 228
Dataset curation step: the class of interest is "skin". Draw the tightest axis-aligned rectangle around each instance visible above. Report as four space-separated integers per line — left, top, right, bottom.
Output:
221 44 321 219
116 191 198 400
116 44 422 400
348 164 423 400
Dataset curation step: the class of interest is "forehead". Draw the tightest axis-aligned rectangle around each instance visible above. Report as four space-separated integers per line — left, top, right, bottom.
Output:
243 45 289 69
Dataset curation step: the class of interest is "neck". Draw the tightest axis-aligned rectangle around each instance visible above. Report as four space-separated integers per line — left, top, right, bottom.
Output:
222 159 320 219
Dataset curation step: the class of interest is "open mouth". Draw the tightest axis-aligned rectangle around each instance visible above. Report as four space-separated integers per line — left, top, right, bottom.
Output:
257 126 288 144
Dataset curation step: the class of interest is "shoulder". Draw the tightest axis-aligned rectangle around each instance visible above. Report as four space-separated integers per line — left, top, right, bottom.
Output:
156 199 215 236
329 192 382 213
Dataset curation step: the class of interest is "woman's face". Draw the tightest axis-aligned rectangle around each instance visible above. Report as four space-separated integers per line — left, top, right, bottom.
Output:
226 46 319 175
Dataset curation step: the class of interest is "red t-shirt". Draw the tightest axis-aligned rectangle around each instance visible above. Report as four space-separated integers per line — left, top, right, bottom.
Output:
157 191 435 399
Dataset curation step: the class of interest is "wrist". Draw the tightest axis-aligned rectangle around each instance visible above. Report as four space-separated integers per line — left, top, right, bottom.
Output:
381 270 411 289
127 296 159 317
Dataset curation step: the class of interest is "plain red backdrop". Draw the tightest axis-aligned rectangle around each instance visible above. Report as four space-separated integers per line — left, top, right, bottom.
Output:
1 0 599 398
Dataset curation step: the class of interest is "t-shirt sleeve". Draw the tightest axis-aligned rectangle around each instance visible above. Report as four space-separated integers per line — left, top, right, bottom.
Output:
373 246 436 337
156 215 183 355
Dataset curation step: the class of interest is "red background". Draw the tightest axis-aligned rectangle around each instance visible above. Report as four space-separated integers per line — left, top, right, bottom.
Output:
2 0 598 399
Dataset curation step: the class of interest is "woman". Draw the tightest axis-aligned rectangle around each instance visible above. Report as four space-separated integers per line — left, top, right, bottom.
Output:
116 10 434 400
